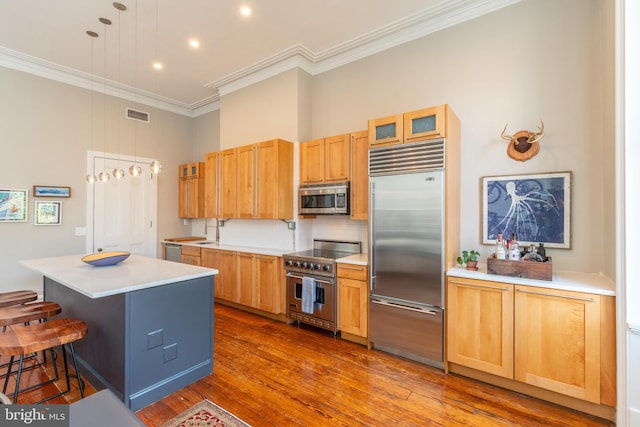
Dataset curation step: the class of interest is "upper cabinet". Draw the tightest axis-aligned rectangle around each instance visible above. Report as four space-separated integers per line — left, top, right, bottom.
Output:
237 138 293 220
300 133 350 185
367 114 403 147
403 105 446 143
349 130 369 220
179 162 205 218
204 148 237 218
368 104 450 148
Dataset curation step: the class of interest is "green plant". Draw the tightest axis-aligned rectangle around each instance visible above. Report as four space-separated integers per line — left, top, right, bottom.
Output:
457 250 480 266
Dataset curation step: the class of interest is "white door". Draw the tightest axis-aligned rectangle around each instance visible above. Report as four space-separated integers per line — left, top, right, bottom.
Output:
87 151 158 257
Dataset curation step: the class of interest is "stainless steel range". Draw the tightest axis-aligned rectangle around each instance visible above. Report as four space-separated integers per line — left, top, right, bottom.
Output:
284 239 361 333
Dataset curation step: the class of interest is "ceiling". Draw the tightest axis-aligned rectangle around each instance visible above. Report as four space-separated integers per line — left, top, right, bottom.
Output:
0 0 518 116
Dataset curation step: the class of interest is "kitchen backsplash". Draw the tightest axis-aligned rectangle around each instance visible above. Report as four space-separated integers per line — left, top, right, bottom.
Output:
193 216 367 253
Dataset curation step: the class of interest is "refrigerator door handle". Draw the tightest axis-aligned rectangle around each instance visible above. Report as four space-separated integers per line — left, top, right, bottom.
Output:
370 298 439 316
369 180 375 291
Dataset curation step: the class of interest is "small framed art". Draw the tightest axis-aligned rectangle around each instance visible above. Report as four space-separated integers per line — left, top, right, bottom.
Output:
0 188 28 222
33 185 71 198
35 201 62 226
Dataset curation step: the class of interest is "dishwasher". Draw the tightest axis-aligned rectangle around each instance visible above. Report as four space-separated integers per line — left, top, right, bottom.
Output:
164 243 182 262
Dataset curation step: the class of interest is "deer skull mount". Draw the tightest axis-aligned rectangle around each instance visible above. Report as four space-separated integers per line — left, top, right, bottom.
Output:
500 120 545 162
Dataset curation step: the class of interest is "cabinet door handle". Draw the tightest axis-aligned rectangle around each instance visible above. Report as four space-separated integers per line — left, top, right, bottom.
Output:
338 265 364 271
448 280 510 291
516 288 596 302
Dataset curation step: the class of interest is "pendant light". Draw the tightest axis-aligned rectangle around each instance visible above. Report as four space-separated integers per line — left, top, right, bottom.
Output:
97 16 112 183
86 30 99 184
112 2 127 180
129 0 143 177
149 0 163 175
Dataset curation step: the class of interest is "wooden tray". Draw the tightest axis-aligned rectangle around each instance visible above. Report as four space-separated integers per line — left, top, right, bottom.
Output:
487 255 552 281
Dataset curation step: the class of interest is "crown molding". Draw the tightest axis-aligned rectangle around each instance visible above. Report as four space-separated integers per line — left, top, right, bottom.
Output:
0 46 197 117
211 0 520 101
0 0 519 117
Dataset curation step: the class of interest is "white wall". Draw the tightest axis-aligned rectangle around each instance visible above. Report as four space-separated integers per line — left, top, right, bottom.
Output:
0 67 194 293
309 0 614 274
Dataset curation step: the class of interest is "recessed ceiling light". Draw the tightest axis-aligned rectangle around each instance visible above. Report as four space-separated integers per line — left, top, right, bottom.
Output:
189 39 200 48
153 62 163 70
240 6 251 16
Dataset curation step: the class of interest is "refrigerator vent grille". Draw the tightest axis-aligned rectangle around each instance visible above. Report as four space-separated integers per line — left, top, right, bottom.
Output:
369 139 445 175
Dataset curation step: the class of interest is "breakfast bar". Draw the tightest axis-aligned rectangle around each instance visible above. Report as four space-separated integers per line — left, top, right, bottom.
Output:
21 254 218 411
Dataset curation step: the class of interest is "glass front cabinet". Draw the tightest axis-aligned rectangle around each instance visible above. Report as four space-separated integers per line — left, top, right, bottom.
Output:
368 105 447 147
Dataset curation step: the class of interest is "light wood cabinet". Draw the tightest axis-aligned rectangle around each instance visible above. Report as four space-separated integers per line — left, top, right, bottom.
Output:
446 276 616 411
403 105 446 143
514 285 601 403
300 134 350 185
447 277 514 378
368 105 450 147
337 263 368 341
255 255 281 314
349 130 369 220
202 248 237 302
181 245 201 266
237 252 255 306
178 162 205 218
368 114 403 147
220 148 237 218
204 152 219 218
192 247 283 315
236 139 293 219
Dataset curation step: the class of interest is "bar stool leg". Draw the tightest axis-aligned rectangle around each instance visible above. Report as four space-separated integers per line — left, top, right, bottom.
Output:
2 355 14 394
12 355 25 404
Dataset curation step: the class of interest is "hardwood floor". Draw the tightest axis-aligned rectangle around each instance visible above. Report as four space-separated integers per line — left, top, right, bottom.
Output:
7 305 614 426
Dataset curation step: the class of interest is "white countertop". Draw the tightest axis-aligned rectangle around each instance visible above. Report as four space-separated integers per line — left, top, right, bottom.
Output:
168 240 371 264
447 263 615 296
167 240 287 257
21 254 218 299
336 253 368 265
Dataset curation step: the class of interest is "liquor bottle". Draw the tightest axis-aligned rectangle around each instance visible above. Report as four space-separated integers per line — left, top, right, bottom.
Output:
537 243 546 261
495 234 506 260
509 233 520 261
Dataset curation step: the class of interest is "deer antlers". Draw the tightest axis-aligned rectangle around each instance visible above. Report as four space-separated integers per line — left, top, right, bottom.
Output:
500 120 545 161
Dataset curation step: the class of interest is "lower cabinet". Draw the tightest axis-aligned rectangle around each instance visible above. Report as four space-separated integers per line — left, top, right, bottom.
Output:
202 249 237 302
181 246 202 266
337 263 368 342
446 277 514 378
202 248 283 315
514 285 602 403
446 276 616 410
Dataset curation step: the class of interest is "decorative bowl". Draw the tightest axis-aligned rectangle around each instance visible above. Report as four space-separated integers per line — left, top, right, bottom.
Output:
81 251 130 266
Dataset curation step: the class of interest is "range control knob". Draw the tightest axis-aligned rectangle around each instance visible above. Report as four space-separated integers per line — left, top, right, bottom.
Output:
294 261 301 268
314 264 321 270
284 260 293 267
322 265 331 272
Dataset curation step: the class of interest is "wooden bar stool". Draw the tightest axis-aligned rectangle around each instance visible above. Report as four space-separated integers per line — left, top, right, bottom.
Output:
0 318 88 404
0 291 37 308
0 301 62 332
0 301 63 372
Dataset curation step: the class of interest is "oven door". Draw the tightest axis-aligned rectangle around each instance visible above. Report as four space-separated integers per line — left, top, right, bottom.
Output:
286 273 335 325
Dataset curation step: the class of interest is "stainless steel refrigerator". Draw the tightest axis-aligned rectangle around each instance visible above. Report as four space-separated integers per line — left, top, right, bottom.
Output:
369 140 446 368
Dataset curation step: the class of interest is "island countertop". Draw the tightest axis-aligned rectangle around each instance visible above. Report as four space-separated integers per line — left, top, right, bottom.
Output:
21 254 218 299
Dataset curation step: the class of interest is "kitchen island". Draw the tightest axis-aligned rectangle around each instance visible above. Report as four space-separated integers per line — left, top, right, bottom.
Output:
22 254 218 411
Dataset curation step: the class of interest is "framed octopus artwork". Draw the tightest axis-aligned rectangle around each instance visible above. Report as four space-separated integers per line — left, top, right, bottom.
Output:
482 172 571 249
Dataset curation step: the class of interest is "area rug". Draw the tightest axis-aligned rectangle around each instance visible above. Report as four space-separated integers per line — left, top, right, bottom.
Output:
160 400 251 427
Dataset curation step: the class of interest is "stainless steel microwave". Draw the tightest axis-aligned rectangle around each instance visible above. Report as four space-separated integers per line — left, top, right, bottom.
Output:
299 182 349 215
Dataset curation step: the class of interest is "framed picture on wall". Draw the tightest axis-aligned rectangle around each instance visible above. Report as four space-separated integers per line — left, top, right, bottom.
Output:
34 201 62 226
33 185 71 198
482 172 571 249
0 188 28 222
